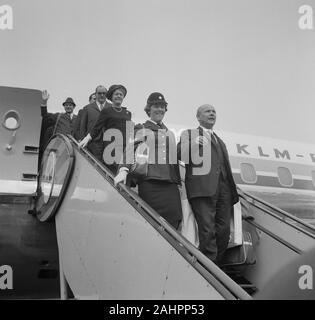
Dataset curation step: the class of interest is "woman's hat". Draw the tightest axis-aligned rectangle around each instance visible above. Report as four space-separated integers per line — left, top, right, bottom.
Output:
106 85 127 101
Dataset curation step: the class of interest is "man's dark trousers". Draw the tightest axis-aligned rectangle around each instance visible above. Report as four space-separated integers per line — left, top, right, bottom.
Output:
189 174 232 263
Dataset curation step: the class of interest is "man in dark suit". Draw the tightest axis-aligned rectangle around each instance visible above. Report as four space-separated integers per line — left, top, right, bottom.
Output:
38 90 77 169
73 92 97 141
73 108 83 141
40 90 77 135
177 104 239 264
31 91 77 215
78 85 111 161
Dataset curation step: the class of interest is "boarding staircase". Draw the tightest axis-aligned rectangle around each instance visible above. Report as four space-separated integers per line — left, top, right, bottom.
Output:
34 134 315 299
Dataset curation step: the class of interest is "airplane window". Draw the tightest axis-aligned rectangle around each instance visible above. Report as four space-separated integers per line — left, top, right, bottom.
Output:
240 163 257 183
2 110 21 131
277 167 293 187
311 171 315 188
5 117 18 129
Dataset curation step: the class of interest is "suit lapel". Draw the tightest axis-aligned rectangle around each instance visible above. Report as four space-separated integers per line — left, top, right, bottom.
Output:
198 126 217 149
91 102 100 113
159 122 168 130
215 133 230 164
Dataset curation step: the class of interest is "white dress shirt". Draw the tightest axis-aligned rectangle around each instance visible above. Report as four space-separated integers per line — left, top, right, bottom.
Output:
199 125 217 141
96 101 104 111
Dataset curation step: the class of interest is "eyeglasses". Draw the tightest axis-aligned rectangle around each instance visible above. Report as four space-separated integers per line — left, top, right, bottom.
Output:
97 92 107 95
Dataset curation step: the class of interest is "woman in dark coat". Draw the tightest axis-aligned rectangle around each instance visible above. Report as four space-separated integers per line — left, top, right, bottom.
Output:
114 92 182 229
79 84 132 173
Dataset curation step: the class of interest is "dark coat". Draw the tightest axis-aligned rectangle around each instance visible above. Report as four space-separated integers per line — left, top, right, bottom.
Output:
54 113 77 135
78 101 112 142
38 106 76 170
177 127 239 204
90 105 132 149
40 106 77 136
73 109 83 141
39 107 56 156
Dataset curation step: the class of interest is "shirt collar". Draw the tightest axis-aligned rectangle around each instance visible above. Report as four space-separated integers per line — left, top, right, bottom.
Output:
64 112 73 119
148 119 163 127
200 125 214 135
96 101 103 110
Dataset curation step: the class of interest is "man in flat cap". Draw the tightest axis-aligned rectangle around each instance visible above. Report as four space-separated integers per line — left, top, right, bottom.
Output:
38 90 77 169
40 90 77 134
29 91 77 215
177 104 238 264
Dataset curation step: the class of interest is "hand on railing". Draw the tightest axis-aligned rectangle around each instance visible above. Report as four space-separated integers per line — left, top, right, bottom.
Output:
78 134 91 148
114 169 128 186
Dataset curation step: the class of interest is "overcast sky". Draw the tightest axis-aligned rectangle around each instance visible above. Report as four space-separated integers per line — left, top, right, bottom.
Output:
1 0 314 143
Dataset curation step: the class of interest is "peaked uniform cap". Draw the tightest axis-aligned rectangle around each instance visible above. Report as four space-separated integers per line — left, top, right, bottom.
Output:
147 92 167 105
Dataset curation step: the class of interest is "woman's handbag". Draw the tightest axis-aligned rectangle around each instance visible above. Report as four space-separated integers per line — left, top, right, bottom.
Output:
129 140 149 179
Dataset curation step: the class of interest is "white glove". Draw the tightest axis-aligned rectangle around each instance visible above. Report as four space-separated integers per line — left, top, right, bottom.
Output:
114 169 128 186
78 134 91 148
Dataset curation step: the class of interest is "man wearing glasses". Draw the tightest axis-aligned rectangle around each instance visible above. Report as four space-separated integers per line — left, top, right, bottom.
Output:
78 85 111 161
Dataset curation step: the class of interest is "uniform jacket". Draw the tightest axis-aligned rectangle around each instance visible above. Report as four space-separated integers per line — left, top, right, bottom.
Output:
177 127 238 204
121 120 181 184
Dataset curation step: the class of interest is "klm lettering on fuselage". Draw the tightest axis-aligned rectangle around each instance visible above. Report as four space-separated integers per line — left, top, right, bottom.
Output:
235 144 315 163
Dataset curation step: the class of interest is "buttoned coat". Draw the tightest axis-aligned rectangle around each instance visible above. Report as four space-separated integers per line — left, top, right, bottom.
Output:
121 120 181 184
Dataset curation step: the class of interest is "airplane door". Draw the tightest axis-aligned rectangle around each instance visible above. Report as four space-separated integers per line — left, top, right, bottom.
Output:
0 86 42 194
